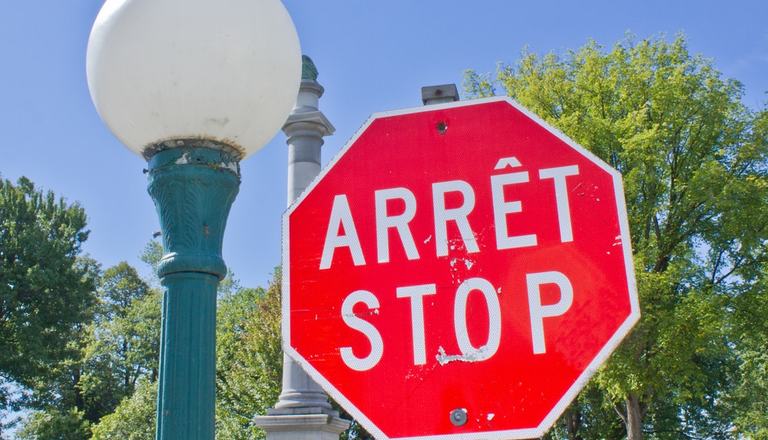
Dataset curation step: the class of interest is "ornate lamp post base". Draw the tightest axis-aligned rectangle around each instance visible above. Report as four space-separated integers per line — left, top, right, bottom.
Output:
147 144 241 440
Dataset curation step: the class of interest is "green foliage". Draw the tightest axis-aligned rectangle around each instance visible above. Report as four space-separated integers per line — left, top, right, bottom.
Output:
337 411 374 440
98 263 149 320
18 260 161 438
90 379 156 440
216 270 282 440
79 273 160 424
0 177 98 400
84 260 163 439
463 69 496 98
138 240 163 288
17 407 91 440
542 384 625 440
466 35 768 438
728 268 768 437
90 261 285 440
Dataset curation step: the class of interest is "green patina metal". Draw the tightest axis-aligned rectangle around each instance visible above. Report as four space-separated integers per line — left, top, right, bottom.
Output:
147 144 240 440
302 55 319 81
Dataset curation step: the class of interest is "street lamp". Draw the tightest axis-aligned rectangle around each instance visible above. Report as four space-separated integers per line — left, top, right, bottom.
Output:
86 0 301 438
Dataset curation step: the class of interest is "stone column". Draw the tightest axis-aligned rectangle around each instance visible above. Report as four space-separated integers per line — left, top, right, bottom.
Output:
253 56 350 440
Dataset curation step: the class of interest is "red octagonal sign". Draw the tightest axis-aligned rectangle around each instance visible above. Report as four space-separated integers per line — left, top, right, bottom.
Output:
284 97 639 439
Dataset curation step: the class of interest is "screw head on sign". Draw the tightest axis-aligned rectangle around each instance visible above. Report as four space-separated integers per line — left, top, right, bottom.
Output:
450 408 468 427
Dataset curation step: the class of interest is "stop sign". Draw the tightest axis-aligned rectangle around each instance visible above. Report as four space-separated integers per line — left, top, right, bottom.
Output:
283 97 639 439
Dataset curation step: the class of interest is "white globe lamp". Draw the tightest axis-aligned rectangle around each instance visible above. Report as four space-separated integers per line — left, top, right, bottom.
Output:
87 0 301 159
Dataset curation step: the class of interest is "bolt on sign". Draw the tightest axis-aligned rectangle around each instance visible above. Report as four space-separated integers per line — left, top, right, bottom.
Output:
283 97 640 439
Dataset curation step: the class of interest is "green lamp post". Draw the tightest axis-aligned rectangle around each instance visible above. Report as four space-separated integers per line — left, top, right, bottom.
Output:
85 0 302 438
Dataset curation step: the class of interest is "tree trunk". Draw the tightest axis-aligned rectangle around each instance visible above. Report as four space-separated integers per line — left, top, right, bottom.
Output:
73 367 85 411
122 339 130 391
626 393 643 440
565 407 584 440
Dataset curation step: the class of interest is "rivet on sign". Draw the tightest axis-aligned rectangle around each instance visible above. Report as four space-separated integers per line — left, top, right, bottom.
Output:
437 121 448 135
450 408 468 427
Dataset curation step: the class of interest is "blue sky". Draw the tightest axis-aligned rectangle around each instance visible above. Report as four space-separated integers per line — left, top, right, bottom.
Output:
1 0 766 289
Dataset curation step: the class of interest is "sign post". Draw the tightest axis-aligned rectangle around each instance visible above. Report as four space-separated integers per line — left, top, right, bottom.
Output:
284 97 639 439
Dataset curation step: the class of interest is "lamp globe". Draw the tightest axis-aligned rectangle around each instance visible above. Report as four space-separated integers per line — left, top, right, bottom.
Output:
86 0 302 159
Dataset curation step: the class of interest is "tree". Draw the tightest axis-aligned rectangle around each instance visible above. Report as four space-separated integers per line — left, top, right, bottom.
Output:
18 261 161 438
16 407 91 440
728 111 768 438
90 379 156 440
728 263 768 437
74 258 161 439
81 263 156 400
78 272 160 425
216 271 282 440
89 244 275 439
466 35 768 439
0 177 98 425
97 263 149 321
138 240 163 288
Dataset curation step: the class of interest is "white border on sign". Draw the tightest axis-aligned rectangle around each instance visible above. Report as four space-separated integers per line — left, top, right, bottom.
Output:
281 96 641 440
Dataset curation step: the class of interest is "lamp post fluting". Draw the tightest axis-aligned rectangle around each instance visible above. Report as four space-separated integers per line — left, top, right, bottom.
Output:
86 0 302 438
148 143 240 437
